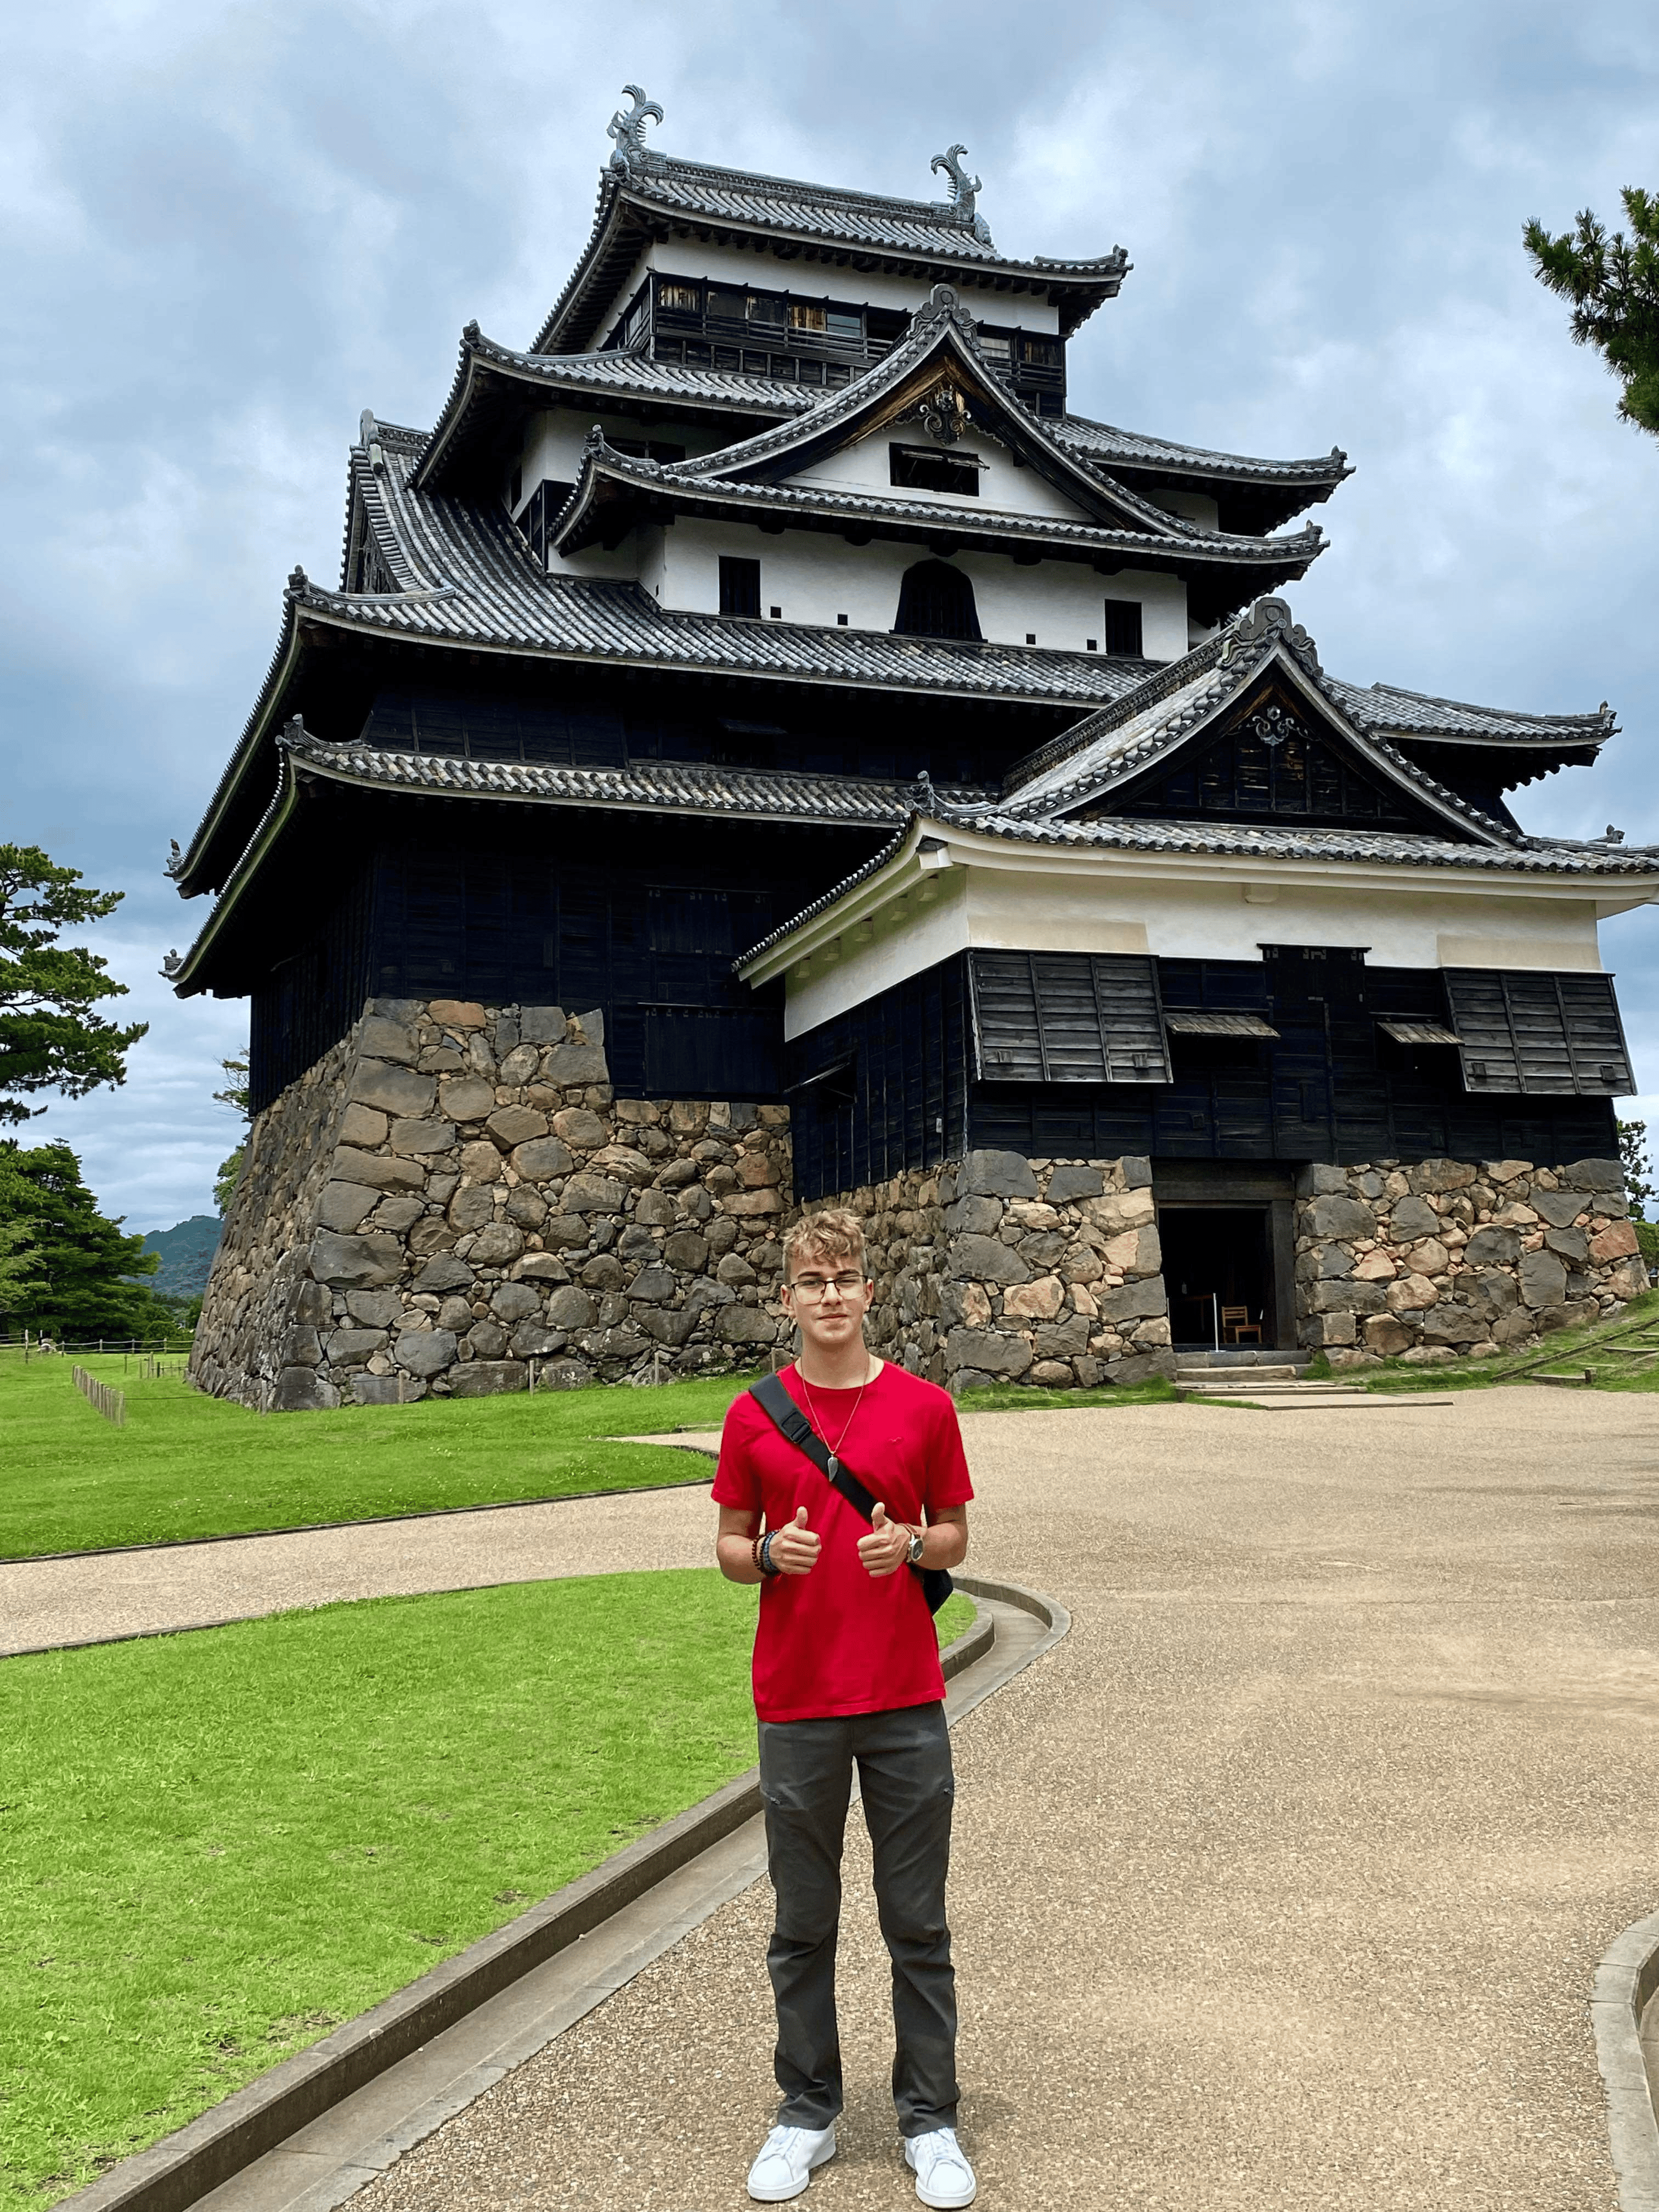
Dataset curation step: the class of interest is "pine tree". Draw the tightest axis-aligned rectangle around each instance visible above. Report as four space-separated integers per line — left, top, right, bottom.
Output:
0 1141 173 1339
1524 188 1659 436
212 1053 251 1216
0 845 148 1125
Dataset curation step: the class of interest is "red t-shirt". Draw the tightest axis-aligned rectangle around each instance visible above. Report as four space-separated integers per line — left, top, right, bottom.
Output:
713 1362 975 1724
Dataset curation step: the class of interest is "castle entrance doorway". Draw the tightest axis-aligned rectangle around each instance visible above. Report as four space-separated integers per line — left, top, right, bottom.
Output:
1152 1160 1299 1351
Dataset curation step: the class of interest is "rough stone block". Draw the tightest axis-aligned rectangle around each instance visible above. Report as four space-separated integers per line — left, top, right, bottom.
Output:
317 1181 379 1234
1561 1156 1623 1192
326 1327 388 1364
485 1107 548 1149
1002 1276 1065 1321
490 1282 540 1323
275 1365 341 1412
546 1286 597 1330
1299 1310 1357 1346
1387 1195 1440 1240
1297 1244 1355 1282
1297 1164 1348 1197
293 1278 332 1325
503 1189 548 1230
1406 1158 1478 1194
389 1119 456 1156
458 1140 505 1183
449 1360 528 1397
373 1197 426 1233
1419 1305 1487 1344
1094 1278 1168 1323
447 1186 495 1233
466 1320 509 1358
339 1102 389 1148
959 1149 1039 1200
1363 1314 1413 1356
1384 1273 1438 1312
627 1265 678 1304
1307 1278 1384 1314
1485 1159 1532 1184
944 1194 1003 1235
543 1214 591 1249
504 1136 574 1184
332 1146 425 1194
1544 1226 1590 1262
639 1308 697 1346
396 1329 458 1378
717 1306 780 1344
591 1144 655 1186
552 1107 608 1149
349 1374 419 1405
281 1327 322 1367
357 1017 417 1066
543 1042 610 1084
944 1328 1032 1378
1475 1268 1519 1312
582 1253 626 1292
574 1324 652 1363
1590 1219 1639 1263
518 1005 567 1045
1107 1349 1176 1384
1305 1194 1375 1240
414 1252 473 1294
310 1231 402 1289
346 1290 403 1327
1492 1309 1537 1344
1035 1315 1092 1358
946 1234 1030 1286
1407 1238 1450 1278
723 1188 784 1216
1121 1158 1154 1189
1530 1189 1586 1228
1082 1188 1156 1234
533 1358 594 1390
1464 1226 1522 1267
563 1171 625 1214
352 1062 437 1118
437 1076 495 1123
662 1231 709 1273
469 1223 525 1267
630 1189 675 1227
1519 1248 1568 1308
1046 1165 1104 1203
428 999 486 1029
510 1323 568 1358
1030 1361 1074 1387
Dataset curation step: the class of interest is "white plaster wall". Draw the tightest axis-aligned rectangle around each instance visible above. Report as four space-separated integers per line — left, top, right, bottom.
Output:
780 864 1607 1036
803 425 1093 523
655 518 1188 657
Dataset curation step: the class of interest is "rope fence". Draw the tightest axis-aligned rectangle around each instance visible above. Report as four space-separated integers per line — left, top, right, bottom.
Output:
72 1365 127 1427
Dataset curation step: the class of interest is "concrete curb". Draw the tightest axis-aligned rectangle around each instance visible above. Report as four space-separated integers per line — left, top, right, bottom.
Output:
53 1583 1045 2212
1592 1909 1659 2211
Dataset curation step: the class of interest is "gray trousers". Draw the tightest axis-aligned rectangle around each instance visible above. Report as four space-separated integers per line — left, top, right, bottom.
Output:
757 1701 958 2138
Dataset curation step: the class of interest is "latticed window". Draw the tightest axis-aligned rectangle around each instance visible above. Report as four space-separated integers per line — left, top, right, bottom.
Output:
893 560 982 641
719 556 761 618
1102 599 1143 656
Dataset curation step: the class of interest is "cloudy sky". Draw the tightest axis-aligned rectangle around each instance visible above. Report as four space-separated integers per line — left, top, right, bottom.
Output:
3 0 1656 1232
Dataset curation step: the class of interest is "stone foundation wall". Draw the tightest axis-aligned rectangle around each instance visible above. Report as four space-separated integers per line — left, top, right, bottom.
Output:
825 1149 1177 1394
1294 1155 1645 1366
193 996 792 1410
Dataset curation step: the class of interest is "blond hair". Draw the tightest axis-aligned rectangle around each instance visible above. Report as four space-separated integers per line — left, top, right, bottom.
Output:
782 1208 867 1282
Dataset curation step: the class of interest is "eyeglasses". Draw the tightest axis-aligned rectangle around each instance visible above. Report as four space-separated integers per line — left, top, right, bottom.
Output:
787 1273 867 1300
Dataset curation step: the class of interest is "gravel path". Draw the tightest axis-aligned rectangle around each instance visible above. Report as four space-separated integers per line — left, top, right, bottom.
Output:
0 1474 716 1655
333 1386 1657 2211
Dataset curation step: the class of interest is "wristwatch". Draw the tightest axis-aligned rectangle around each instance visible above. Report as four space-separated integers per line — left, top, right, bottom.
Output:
906 1526 926 1566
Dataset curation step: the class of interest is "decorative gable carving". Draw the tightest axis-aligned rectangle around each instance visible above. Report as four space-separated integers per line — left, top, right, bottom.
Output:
1084 680 1455 835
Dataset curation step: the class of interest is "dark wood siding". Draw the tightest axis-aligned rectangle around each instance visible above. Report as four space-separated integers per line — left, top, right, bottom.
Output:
249 866 375 1114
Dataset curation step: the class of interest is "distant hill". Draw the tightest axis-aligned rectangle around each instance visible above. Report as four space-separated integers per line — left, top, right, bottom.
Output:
139 1216 223 1299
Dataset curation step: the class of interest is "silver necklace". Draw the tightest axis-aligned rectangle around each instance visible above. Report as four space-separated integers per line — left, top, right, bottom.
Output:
799 1357 874 1480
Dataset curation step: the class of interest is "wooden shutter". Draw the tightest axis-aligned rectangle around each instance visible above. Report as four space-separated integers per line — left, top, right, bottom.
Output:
969 951 1172 1084
1442 969 1634 1096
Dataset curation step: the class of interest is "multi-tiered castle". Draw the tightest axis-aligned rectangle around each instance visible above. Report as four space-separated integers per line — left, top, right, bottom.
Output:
176 91 1656 1409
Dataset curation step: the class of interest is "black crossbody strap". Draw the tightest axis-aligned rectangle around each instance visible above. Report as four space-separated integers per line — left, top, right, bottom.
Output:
749 1370 881 1522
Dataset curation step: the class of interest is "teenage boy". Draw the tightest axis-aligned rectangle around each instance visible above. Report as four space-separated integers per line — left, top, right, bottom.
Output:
713 1209 977 2209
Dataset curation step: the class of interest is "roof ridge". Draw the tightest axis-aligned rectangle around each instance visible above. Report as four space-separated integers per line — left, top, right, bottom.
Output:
1360 677 1614 731
635 149 990 228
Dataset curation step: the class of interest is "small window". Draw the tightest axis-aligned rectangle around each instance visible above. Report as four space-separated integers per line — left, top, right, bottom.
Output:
719 557 761 618
1019 334 1062 368
1025 633 1037 645
837 613 849 625
769 605 782 619
1102 599 1144 656
707 285 747 323
894 560 982 641
789 302 828 332
890 444 981 498
977 328 1013 362
826 308 863 342
658 281 701 315
747 292 786 328
623 299 648 347
1086 638 1098 652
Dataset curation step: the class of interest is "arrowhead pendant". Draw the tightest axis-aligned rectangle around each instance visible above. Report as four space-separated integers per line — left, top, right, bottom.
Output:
828 1454 839 1480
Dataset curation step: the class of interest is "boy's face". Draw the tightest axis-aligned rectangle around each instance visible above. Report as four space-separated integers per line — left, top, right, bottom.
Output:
781 1245 874 1355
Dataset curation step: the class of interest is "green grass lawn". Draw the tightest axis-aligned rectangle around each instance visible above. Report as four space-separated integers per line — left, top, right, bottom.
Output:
0 1355 753 1560
0 1572 976 2209
0 1351 1177 1560
1351 1288 1659 1396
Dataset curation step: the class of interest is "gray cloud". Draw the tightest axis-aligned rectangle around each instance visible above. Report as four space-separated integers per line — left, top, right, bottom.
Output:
3 0 1656 1228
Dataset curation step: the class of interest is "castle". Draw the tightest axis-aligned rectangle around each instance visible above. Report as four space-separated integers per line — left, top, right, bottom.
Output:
174 91 1656 1408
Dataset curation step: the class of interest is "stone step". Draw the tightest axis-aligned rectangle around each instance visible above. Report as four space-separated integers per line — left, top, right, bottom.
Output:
1178 1380 1371 1400
1176 1363 1302 1383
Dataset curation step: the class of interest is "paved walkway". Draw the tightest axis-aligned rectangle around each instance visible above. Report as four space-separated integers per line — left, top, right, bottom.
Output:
0 1478 717 1655
323 1387 1655 2212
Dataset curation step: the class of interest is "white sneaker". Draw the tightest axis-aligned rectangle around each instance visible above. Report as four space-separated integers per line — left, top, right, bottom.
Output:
905 2126 977 2208
746 2121 837 2202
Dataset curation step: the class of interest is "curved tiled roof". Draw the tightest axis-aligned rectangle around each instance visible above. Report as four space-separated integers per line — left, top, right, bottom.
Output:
280 727 984 826
943 810 1659 873
1054 413 1350 489
1330 676 1616 748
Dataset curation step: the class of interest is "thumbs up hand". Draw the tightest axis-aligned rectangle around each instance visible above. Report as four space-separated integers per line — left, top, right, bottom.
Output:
769 1504 821 1576
858 1500 914 1579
